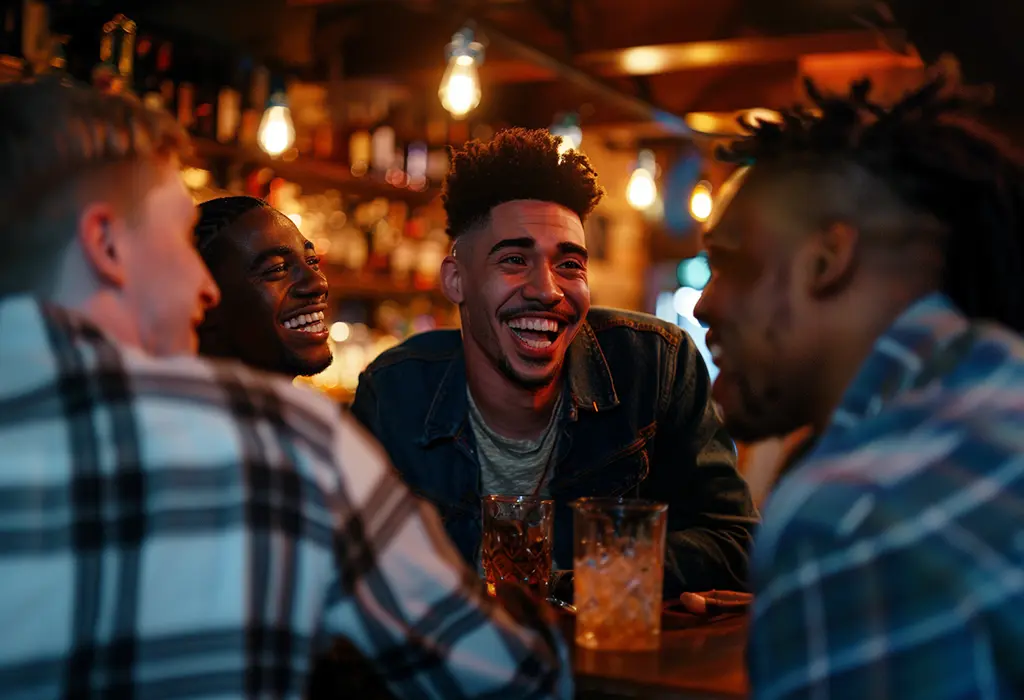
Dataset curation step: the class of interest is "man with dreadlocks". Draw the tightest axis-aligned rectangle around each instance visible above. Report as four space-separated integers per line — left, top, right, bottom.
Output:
193 195 333 378
694 75 1024 697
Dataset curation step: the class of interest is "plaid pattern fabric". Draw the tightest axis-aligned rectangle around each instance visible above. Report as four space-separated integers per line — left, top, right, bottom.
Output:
0 296 572 699
749 293 1024 699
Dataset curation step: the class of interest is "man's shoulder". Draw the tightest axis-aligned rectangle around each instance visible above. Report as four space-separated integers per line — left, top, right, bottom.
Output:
362 329 463 375
123 349 342 442
585 307 698 379
586 307 687 346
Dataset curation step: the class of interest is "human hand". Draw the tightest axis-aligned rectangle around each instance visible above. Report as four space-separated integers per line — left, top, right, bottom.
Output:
676 590 752 617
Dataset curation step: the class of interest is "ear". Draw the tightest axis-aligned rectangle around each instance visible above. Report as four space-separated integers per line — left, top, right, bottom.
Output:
78 202 127 288
805 221 859 297
440 254 464 305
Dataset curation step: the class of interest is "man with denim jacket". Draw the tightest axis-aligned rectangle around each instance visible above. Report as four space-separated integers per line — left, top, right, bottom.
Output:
351 128 758 598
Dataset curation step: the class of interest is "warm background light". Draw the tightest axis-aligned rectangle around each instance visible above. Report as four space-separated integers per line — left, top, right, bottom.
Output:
257 95 295 157
689 181 713 222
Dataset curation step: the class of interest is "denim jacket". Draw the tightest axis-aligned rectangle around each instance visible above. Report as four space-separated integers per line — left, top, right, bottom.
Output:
350 307 758 598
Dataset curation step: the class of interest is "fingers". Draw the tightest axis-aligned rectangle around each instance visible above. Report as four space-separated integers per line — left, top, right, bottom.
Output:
677 591 753 617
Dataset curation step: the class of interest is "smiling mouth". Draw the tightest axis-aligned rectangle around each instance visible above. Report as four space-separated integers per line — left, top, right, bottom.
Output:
281 310 327 334
504 316 565 350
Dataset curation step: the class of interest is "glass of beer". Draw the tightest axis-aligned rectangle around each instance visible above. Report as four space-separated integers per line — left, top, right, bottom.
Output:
481 495 554 599
572 497 668 651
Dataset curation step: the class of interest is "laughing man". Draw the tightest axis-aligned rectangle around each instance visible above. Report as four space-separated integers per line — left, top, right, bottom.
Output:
351 128 758 598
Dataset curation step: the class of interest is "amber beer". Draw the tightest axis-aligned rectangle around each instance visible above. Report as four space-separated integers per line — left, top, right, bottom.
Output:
481 496 553 598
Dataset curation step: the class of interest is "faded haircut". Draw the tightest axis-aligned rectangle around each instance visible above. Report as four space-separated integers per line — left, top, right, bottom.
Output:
0 77 189 295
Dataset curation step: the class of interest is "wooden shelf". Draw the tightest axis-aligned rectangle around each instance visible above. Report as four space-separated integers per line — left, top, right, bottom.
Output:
324 267 449 303
189 138 441 207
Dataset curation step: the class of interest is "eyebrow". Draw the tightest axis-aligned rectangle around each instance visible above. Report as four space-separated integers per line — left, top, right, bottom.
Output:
249 245 294 272
488 238 589 261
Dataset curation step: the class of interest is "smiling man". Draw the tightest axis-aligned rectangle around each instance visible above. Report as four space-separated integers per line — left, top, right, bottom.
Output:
194 196 333 378
695 78 1024 699
351 128 758 599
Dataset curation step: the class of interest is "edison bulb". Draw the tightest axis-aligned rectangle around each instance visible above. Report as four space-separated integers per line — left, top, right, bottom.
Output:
439 55 481 119
554 126 582 156
627 167 657 210
257 102 295 157
689 181 713 222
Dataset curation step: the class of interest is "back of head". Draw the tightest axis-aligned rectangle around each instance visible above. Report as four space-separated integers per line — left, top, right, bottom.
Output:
442 127 605 238
0 77 189 296
717 76 1024 331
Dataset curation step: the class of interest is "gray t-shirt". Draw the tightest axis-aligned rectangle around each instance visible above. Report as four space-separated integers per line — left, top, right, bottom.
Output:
467 388 563 498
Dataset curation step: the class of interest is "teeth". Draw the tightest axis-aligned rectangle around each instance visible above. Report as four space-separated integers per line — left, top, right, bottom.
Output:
282 310 326 330
520 336 552 349
506 317 560 333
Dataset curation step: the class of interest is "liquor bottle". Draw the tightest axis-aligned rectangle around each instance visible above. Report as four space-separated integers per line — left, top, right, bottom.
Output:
21 0 50 75
217 61 242 144
0 3 22 59
192 52 217 139
175 43 195 130
134 33 156 101
92 14 136 94
156 42 175 112
239 62 268 148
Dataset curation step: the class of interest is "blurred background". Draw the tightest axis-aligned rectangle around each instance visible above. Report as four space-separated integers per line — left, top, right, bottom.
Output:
5 0 1022 413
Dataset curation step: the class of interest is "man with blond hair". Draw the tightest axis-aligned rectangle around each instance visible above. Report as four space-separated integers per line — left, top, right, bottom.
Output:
0 78 570 699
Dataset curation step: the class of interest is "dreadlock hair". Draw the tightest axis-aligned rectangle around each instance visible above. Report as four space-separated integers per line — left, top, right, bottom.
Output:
442 127 605 239
193 195 271 267
717 76 1024 332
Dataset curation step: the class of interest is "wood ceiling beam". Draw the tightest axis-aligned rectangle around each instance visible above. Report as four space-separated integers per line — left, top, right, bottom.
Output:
397 28 914 84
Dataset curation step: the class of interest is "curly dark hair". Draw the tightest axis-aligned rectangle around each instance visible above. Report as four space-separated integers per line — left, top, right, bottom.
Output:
442 127 605 238
717 76 1024 332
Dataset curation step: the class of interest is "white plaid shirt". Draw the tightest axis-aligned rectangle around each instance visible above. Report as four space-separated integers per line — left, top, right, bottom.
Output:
0 296 572 699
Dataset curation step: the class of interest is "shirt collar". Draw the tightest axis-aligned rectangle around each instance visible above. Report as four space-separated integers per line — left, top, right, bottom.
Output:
825 292 970 437
419 320 620 445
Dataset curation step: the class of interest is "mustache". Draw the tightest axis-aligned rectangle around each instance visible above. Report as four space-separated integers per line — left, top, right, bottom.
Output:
498 305 580 325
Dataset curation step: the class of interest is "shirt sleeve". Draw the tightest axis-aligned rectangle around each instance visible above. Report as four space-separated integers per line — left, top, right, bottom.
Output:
321 414 573 700
646 330 759 597
749 482 1009 700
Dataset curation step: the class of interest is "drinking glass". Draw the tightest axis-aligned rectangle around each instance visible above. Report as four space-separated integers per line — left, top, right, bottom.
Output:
572 497 668 651
481 495 554 599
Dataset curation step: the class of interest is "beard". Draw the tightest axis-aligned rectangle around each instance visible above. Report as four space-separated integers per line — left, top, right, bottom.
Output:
497 353 560 390
281 350 333 378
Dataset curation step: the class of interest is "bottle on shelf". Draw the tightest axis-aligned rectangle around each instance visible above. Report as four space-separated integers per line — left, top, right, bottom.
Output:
217 60 243 145
156 42 175 112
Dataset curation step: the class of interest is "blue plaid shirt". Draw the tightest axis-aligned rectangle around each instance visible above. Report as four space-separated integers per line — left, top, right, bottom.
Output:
750 293 1024 699
0 296 572 699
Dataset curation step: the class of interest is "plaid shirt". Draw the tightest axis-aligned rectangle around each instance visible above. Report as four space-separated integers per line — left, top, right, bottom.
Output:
750 293 1024 699
0 296 571 699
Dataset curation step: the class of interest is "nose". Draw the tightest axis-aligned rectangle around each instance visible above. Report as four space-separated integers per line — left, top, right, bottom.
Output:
294 263 329 300
522 262 564 306
200 265 221 312
693 282 713 328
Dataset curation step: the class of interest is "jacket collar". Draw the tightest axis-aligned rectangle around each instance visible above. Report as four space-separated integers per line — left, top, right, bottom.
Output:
825 292 971 438
419 320 619 445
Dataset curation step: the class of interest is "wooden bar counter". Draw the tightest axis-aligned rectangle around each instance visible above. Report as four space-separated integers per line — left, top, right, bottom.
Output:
567 612 748 699
309 610 749 699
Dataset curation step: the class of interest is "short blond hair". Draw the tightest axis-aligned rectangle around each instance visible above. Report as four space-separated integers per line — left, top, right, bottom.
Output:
0 77 190 295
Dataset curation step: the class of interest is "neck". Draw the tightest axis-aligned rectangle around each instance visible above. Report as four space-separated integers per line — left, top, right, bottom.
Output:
464 348 563 441
48 265 143 351
808 286 924 433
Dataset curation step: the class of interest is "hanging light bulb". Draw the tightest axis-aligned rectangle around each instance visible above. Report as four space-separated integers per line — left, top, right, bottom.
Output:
550 112 583 157
627 149 658 210
257 91 295 157
439 27 484 119
689 180 713 222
